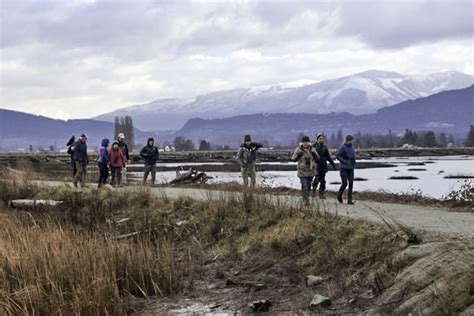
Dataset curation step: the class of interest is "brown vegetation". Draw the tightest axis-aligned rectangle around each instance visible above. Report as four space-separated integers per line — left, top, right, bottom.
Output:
1 168 473 314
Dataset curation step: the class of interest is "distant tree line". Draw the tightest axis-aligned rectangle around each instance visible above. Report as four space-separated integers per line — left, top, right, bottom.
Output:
106 125 474 152
293 129 464 149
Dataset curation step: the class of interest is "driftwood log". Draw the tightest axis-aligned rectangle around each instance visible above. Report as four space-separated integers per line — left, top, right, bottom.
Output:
9 199 63 209
169 168 212 184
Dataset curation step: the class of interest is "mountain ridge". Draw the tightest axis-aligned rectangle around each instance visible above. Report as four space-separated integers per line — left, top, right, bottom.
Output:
174 85 474 147
95 70 473 131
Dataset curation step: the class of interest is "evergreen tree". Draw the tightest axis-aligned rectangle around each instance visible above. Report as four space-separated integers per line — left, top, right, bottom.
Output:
401 129 414 145
465 125 474 147
422 131 437 147
125 116 135 149
114 115 135 149
448 134 455 145
437 133 448 147
336 130 344 145
199 140 211 151
174 136 194 151
387 129 395 148
114 117 120 139
328 132 336 148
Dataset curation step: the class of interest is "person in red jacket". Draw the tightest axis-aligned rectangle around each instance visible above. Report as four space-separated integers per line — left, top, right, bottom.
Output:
108 141 126 187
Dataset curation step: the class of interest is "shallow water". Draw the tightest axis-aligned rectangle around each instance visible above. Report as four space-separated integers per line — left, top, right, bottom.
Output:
131 156 474 199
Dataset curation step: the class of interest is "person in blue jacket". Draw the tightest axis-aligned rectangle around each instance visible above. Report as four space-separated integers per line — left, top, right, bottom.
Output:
336 135 356 204
97 138 110 187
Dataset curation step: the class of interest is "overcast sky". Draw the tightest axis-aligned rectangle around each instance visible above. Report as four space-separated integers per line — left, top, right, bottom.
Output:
0 0 473 119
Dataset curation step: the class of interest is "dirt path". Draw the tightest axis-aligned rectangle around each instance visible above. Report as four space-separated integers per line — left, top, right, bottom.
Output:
34 180 474 238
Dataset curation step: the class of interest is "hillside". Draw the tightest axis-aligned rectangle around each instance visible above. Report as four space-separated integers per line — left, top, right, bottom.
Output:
0 109 156 151
95 70 473 131
175 86 474 146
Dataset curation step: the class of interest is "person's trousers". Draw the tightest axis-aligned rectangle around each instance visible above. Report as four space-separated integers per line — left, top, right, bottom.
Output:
312 172 327 192
143 164 157 183
299 176 314 201
111 167 122 187
241 166 256 189
338 169 354 202
73 161 87 187
71 158 77 177
98 162 109 186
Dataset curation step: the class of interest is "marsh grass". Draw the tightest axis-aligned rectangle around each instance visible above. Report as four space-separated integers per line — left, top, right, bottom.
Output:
0 169 417 314
0 213 179 315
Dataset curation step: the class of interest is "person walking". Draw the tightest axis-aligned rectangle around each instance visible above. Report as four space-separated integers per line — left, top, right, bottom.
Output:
312 132 336 199
72 134 89 188
97 138 110 187
108 141 126 188
336 135 356 205
66 135 77 177
292 135 319 205
237 135 263 190
117 133 130 184
140 137 159 184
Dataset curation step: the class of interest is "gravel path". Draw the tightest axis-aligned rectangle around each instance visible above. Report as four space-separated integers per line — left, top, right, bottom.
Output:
34 180 474 238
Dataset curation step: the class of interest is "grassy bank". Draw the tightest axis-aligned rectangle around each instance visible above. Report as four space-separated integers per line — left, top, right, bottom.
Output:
1 169 473 314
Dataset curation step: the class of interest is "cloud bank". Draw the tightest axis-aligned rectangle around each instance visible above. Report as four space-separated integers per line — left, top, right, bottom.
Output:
0 0 472 119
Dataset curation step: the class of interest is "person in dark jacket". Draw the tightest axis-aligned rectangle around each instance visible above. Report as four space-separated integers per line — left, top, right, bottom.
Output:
237 135 263 189
117 133 130 160
97 138 110 187
73 133 89 188
336 135 356 204
108 141 126 187
117 133 130 184
312 132 336 199
140 137 159 184
292 135 320 205
66 135 77 177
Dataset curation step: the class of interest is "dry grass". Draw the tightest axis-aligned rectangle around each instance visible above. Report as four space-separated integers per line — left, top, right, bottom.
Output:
0 169 180 315
0 167 40 207
1 168 471 313
0 213 179 315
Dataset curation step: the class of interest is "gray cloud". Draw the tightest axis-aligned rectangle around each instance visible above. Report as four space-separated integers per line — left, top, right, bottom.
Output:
0 0 472 119
336 0 473 48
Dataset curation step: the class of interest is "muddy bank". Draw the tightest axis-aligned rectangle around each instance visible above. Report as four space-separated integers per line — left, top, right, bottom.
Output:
0 153 397 178
1 147 473 165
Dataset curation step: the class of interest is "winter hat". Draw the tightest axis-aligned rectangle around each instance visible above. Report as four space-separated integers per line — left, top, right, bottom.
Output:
147 137 155 144
80 133 88 139
301 135 311 143
316 132 324 140
118 133 125 139
345 135 354 142
244 135 251 142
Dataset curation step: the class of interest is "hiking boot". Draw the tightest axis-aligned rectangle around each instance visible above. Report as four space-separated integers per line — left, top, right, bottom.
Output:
319 191 326 199
348 201 355 205
336 194 343 204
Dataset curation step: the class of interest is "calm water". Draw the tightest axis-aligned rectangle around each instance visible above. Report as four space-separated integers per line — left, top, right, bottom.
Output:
131 156 474 199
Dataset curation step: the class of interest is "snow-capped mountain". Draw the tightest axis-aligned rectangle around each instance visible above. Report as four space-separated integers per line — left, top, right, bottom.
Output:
95 70 473 131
